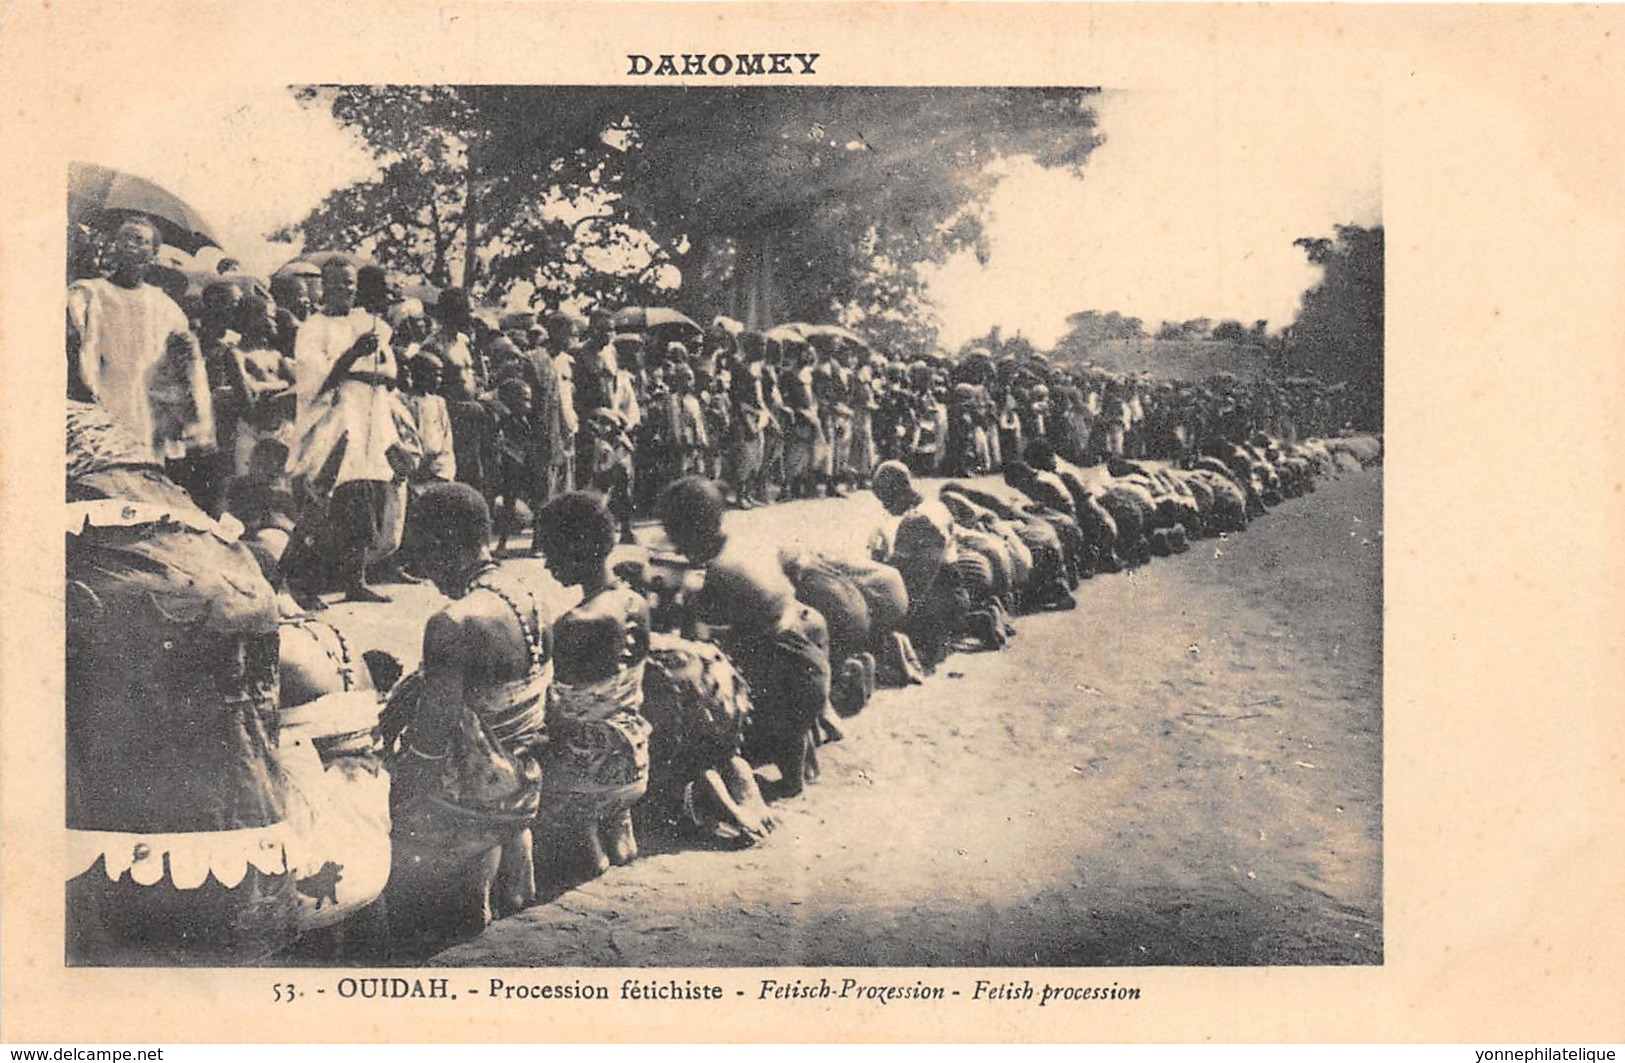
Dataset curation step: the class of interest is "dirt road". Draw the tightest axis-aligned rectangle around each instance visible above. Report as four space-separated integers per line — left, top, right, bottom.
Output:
362 466 1383 968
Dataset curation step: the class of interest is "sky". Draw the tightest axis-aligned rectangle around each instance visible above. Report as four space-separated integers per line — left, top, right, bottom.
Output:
70 86 1380 344
67 85 378 279
924 90 1382 348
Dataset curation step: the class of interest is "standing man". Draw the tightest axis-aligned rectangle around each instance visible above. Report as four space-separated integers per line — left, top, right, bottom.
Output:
724 332 770 508
543 311 583 493
429 288 481 399
286 256 404 605
511 323 566 555
67 216 212 469
814 339 855 497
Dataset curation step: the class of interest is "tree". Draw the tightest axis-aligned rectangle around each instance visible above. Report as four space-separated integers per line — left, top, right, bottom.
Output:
1051 309 1145 362
584 88 1102 326
957 326 1038 362
1211 319 1249 344
275 86 644 300
1286 224 1384 428
1154 318 1213 341
277 86 1103 329
835 229 942 360
271 86 483 287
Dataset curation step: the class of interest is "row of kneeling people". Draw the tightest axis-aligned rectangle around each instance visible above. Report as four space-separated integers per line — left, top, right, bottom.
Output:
65 395 1380 963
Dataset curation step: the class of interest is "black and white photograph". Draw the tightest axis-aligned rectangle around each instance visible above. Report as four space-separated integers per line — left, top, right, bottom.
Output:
61 82 1385 971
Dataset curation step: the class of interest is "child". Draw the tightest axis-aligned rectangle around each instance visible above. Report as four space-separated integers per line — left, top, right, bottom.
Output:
532 492 654 881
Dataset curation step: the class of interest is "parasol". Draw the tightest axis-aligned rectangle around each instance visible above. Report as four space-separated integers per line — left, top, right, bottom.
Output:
68 162 221 254
761 324 809 346
610 307 701 334
400 282 443 307
786 322 871 349
273 250 377 278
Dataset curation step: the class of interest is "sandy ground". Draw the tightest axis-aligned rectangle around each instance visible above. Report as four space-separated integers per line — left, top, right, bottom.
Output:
322 466 1383 967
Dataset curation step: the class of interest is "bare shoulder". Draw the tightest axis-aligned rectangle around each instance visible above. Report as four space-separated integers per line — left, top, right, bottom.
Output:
425 596 509 653
421 606 472 664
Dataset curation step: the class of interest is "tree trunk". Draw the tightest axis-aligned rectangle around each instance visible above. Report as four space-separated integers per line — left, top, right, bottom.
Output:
733 225 778 329
460 171 479 293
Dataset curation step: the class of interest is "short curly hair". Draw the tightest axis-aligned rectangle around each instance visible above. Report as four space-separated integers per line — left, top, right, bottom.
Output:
533 491 616 563
413 482 492 552
660 475 725 543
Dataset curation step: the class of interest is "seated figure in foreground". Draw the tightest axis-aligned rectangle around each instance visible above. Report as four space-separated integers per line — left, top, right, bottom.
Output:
531 492 655 882
660 476 832 798
641 630 776 845
378 483 549 945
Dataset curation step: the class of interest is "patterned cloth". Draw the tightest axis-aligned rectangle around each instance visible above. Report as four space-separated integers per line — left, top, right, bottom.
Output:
643 632 753 790
381 566 551 859
67 399 158 480
541 587 652 813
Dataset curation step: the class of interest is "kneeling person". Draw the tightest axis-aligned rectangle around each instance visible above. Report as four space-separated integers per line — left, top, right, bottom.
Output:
380 484 549 943
660 476 832 798
533 492 654 881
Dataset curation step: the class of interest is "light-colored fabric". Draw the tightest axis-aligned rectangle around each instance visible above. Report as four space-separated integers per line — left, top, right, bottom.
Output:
463 573 555 749
645 632 752 767
553 352 579 436
677 392 708 451
68 279 206 462
67 823 291 888
411 393 457 481
611 369 642 431
432 329 477 395
275 689 392 930
467 663 553 751
290 309 400 489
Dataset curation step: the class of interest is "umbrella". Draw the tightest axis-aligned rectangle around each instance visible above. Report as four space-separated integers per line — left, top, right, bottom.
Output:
400 282 443 307
610 307 701 334
274 250 376 277
501 310 539 333
189 270 270 301
68 162 221 254
787 322 871 349
271 260 322 279
761 324 809 346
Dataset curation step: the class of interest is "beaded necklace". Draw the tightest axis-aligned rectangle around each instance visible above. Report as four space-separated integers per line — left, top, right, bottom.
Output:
466 565 547 670
283 614 357 691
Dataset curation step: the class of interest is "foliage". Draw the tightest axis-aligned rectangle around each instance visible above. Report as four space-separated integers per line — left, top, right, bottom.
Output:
1285 224 1384 428
1051 309 1146 362
1155 317 1214 341
275 86 1102 329
956 326 1039 362
270 87 481 287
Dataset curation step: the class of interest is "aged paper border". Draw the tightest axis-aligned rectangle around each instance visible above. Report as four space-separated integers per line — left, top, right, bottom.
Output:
3 0 1623 1044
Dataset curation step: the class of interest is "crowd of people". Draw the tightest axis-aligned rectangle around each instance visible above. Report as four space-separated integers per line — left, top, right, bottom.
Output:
68 220 1364 607
64 216 1383 964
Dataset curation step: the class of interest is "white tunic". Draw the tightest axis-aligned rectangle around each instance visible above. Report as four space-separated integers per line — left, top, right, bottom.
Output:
67 278 205 463
291 309 401 489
